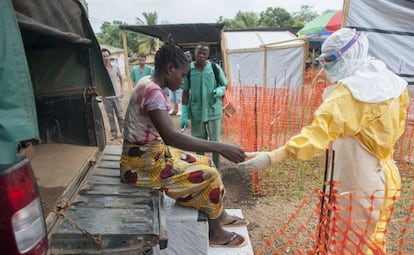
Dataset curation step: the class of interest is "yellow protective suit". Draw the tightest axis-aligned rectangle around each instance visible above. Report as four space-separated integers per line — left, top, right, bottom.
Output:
284 83 409 253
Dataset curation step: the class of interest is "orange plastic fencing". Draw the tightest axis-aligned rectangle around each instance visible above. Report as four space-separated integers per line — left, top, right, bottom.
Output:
222 69 414 254
223 72 331 194
253 183 414 255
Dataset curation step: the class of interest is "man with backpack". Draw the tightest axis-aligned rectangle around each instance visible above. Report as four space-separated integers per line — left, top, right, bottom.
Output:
180 42 227 169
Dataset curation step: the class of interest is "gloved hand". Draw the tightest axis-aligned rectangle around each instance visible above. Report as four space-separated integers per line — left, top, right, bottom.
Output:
213 86 226 98
238 146 287 172
180 105 188 129
267 146 288 165
238 152 271 172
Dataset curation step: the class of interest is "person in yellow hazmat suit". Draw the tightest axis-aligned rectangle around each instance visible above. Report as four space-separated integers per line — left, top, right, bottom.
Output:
239 28 409 253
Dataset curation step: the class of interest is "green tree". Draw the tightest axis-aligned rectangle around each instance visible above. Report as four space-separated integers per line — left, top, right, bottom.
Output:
292 5 318 23
96 20 140 55
135 12 159 54
136 12 158 25
95 12 161 55
220 11 260 30
258 7 294 27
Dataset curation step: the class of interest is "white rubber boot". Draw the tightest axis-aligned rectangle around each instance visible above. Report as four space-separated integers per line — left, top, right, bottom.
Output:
169 103 176 115
176 103 182 116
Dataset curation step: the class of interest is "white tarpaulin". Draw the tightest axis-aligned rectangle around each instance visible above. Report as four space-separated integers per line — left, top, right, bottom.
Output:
344 0 414 85
222 31 306 87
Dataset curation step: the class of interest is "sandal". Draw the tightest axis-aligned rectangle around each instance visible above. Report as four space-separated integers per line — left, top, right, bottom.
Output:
209 232 247 248
222 216 249 227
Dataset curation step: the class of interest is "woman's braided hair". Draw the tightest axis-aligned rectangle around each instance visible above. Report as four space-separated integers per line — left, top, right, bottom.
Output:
154 34 188 73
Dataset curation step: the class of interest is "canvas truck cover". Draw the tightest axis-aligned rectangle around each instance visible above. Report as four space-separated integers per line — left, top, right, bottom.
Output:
0 0 114 164
0 0 39 165
343 0 414 85
12 0 113 95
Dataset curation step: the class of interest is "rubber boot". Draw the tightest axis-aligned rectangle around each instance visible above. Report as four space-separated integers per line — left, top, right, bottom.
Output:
176 103 182 116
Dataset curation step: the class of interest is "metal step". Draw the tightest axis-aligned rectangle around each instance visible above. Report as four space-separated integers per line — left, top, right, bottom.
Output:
49 145 166 254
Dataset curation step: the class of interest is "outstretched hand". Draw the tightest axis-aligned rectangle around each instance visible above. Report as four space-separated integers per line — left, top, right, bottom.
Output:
238 151 271 172
238 147 288 172
218 143 246 164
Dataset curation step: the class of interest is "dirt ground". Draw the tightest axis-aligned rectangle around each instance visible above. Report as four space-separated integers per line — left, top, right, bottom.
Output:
220 164 304 253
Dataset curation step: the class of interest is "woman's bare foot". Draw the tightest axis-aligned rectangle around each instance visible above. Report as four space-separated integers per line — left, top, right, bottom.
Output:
208 215 247 248
219 211 249 226
209 229 246 247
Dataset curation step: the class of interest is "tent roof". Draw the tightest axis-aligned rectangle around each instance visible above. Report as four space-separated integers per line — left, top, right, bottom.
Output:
119 23 224 46
223 31 304 51
225 27 301 34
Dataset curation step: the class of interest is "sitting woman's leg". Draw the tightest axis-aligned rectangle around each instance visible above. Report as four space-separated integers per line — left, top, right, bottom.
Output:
120 141 247 247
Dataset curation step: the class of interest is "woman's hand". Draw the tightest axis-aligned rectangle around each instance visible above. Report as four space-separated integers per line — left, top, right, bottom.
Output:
218 143 246 163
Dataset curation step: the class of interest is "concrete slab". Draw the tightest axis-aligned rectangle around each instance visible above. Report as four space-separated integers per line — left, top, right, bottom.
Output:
208 209 254 255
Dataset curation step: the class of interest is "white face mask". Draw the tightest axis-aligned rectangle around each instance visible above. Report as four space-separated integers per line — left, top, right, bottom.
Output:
320 30 363 83
324 65 344 83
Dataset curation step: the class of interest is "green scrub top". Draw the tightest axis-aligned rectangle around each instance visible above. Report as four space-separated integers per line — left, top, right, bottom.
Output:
182 61 227 122
130 65 154 84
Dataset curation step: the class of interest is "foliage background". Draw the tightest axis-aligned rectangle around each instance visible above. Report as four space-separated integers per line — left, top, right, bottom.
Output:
95 5 336 55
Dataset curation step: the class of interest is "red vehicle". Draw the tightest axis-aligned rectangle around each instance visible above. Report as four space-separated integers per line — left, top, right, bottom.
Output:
0 158 48 255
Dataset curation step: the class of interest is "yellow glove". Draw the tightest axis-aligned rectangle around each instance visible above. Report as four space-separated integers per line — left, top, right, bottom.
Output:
238 146 287 172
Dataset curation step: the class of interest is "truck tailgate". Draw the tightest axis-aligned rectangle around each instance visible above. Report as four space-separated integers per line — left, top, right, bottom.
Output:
48 145 165 254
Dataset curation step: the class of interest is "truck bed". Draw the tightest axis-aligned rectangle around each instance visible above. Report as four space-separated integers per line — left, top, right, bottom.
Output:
31 143 98 217
35 145 164 254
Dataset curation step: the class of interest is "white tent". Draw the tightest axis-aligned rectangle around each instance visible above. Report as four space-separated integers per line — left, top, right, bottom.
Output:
221 31 306 87
343 0 414 85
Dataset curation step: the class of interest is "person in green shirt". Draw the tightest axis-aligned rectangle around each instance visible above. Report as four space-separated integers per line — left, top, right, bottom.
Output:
129 53 154 87
180 42 227 168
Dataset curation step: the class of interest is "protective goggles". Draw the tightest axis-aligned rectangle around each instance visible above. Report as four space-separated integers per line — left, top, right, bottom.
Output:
318 31 361 69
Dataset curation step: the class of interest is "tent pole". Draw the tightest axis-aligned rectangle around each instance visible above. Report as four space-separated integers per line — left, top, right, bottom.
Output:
261 34 318 48
121 29 131 91
312 48 316 69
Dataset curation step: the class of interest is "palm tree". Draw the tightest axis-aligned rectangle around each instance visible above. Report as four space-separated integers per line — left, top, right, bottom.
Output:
135 12 159 54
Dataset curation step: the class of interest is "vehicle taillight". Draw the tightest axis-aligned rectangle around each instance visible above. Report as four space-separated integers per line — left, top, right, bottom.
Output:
0 159 47 255
12 198 46 253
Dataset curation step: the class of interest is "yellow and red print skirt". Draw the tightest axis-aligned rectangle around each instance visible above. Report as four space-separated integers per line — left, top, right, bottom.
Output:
120 140 225 219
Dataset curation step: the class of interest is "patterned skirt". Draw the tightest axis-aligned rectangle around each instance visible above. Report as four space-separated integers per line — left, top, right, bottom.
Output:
120 140 225 219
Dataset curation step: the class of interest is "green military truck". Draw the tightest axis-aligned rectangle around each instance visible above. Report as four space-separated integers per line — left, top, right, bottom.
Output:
1 1 252 254
0 0 166 254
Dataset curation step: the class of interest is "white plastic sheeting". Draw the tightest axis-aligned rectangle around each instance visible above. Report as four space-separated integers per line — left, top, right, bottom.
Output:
344 0 414 85
222 31 306 87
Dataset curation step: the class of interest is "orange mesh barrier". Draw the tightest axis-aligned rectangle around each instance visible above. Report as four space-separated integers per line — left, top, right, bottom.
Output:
222 69 414 254
254 183 414 255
